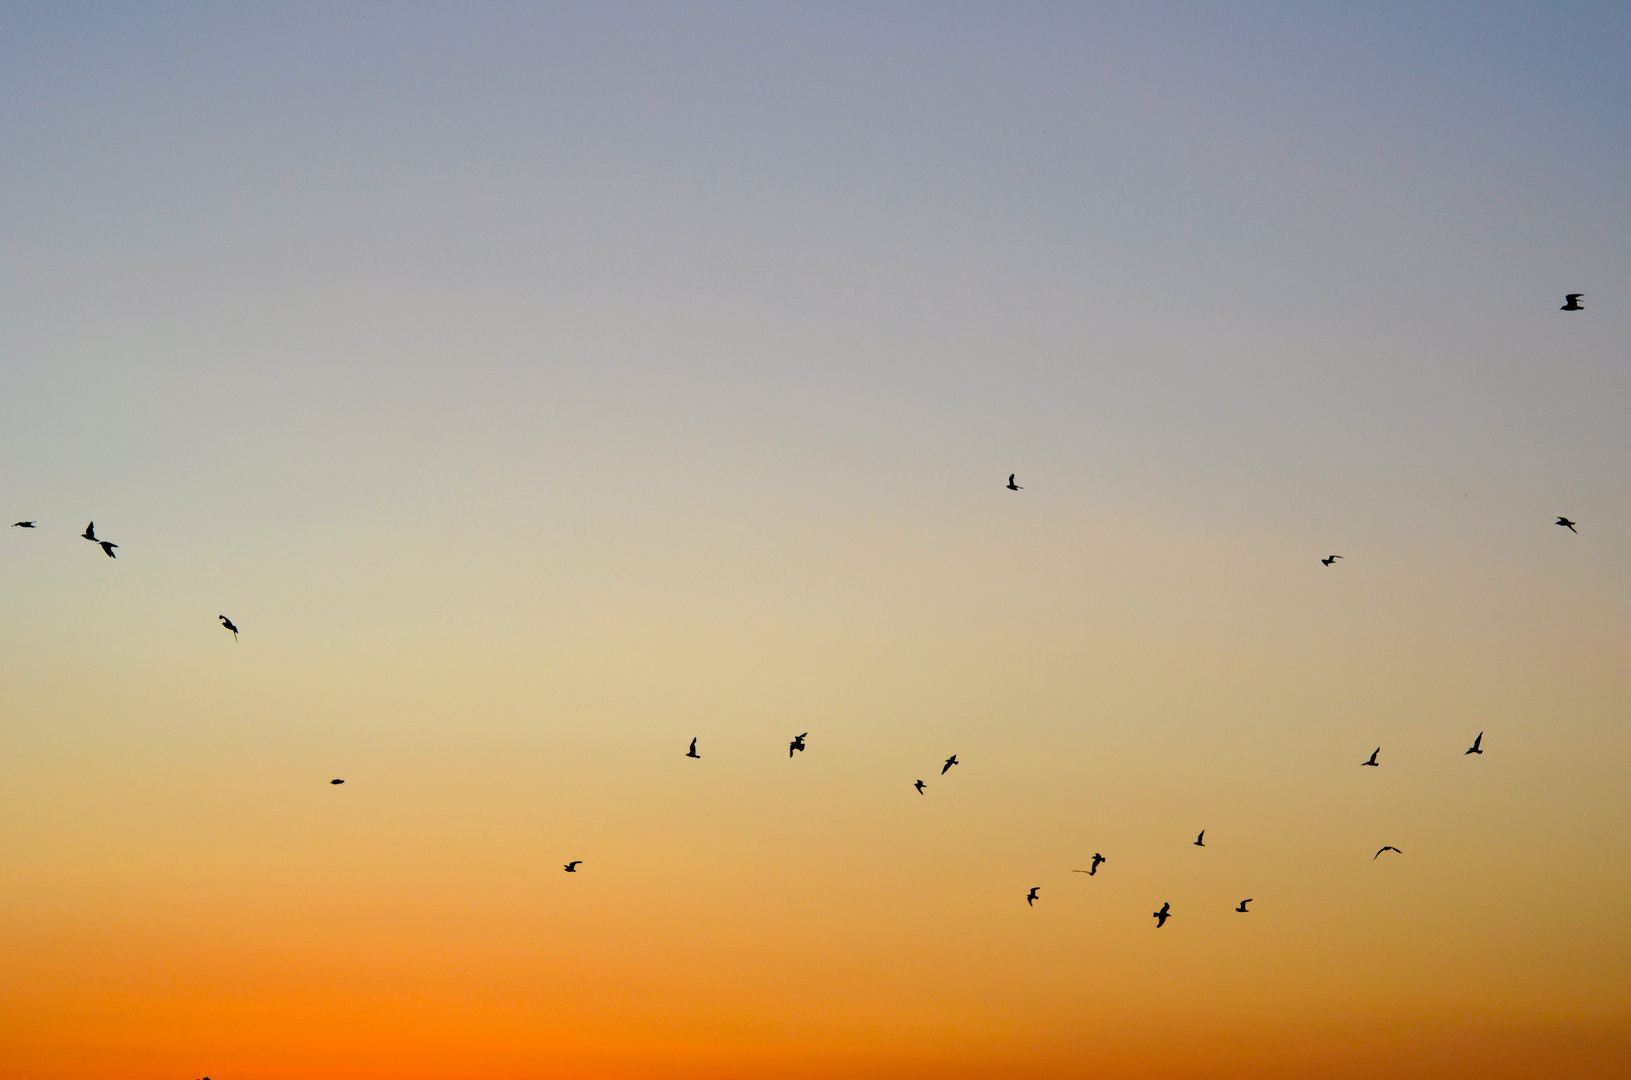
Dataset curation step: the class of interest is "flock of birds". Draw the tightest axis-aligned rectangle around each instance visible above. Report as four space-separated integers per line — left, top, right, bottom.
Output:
11 292 1593 933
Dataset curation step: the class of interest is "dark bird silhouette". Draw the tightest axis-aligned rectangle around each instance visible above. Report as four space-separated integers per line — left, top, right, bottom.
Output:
219 615 238 640
686 737 700 759
564 861 581 872
1194 830 1205 847
1557 516 1577 533
1374 846 1401 860
1153 902 1171 928
942 754 958 774
789 732 807 757
1026 887 1040 906
1466 732 1483 755
82 521 96 541
1561 294 1583 311
1362 747 1380 767
99 541 117 558
1237 899 1252 913
12 521 33 528
1072 853 1107 876
330 779 344 784
914 779 925 794
1007 474 1022 491
1322 555 1342 566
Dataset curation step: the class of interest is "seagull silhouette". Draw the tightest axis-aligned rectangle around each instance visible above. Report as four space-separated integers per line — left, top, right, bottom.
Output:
1374 846 1401 860
1561 293 1583 311
1466 732 1483 755
1362 747 1380 767
564 861 581 872
82 521 96 541
1237 899 1252 913
219 615 238 641
1026 887 1040 906
11 521 33 528
789 733 807 757
1007 474 1022 491
330 779 344 784
1194 830 1205 847
914 779 925 794
1322 555 1342 566
942 754 958 774
685 737 700 759
1072 853 1107 876
1557 516 1577 533
99 541 117 558
1153 902 1171 928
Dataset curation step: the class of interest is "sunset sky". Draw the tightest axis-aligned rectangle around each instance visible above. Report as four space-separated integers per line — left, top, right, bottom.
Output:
2 4 1629 1078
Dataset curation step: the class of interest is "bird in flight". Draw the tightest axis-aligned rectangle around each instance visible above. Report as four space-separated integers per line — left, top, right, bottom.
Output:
1074 852 1106 876
1374 846 1402 860
1561 293 1583 311
942 754 959 774
1007 474 1022 491
330 779 344 785
1026 887 1040 906
564 861 582 872
219 615 238 641
1557 516 1577 533
1466 732 1483 755
1362 747 1380 767
82 521 97 541
11 521 33 528
99 541 118 558
1194 830 1205 847
1236 899 1252 913
1322 555 1342 566
686 737 700 759
913 779 925 794
789 733 807 757
1153 902 1171 928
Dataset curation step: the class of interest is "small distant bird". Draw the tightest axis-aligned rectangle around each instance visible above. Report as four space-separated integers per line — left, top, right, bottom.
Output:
914 779 925 794
1237 899 1252 913
12 521 33 528
1153 902 1171 928
789 732 807 757
1007 474 1022 491
1026 887 1040 906
1322 555 1342 566
1466 732 1483 755
942 754 958 774
330 779 344 785
1561 293 1583 311
1557 516 1577 533
686 737 700 759
219 615 238 640
99 541 117 558
1374 846 1401 860
564 861 581 872
1362 747 1380 767
1072 853 1106 876
82 521 96 541
1194 830 1205 847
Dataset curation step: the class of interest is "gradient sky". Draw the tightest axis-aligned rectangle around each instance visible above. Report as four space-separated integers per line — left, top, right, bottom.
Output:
2 4 1630 1078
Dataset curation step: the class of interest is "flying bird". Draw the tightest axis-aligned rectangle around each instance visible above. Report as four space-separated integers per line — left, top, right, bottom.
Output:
82 521 96 541
219 615 238 641
914 779 925 794
1237 899 1252 913
1322 555 1342 566
789 733 807 757
1007 474 1022 491
99 541 117 558
686 738 700 759
11 521 33 528
1026 887 1040 906
1194 830 1205 847
1072 853 1107 876
1466 732 1483 755
1374 846 1401 860
1561 293 1583 311
1153 902 1171 928
330 779 344 785
942 754 958 774
564 861 582 872
1362 748 1380 767
1557 516 1577 533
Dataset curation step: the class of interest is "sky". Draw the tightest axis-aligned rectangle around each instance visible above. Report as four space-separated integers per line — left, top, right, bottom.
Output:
2 3 1629 1077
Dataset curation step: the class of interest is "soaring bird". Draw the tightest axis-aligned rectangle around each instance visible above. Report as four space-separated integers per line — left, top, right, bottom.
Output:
99 541 118 558
1322 555 1342 566
913 779 925 794
1237 899 1252 913
1026 887 1040 906
1073 853 1107 876
1362 747 1380 767
219 615 238 641
1007 474 1022 491
564 861 582 872
12 521 33 528
1194 830 1205 847
789 732 807 757
942 754 959 774
1561 294 1584 311
1466 732 1483 755
686 737 700 759
82 521 96 541
1153 902 1171 928
1374 846 1402 860
1557 516 1577 533
330 779 344 785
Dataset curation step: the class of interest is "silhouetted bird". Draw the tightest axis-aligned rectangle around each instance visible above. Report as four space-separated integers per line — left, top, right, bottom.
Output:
330 779 344 785
1374 846 1401 860
1557 516 1577 533
914 779 925 794
1194 830 1205 847
1237 899 1252 913
219 615 238 641
1007 474 1022 491
942 754 958 774
1362 747 1380 767
1153 902 1171 928
686 737 700 759
12 521 33 528
1073 852 1107 876
789 733 807 757
82 521 96 541
1026 887 1040 906
564 861 581 872
1322 555 1342 566
1466 732 1483 755
1561 294 1583 311
99 541 117 558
